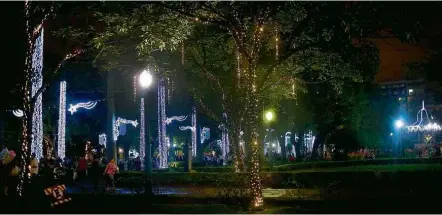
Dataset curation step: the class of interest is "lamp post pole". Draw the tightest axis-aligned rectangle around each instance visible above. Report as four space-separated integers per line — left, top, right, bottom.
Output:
395 119 404 157
139 69 153 177
265 110 274 169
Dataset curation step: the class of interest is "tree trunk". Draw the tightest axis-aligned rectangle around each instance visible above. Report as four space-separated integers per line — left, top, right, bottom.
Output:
279 134 286 160
107 71 117 161
186 139 192 172
228 122 245 172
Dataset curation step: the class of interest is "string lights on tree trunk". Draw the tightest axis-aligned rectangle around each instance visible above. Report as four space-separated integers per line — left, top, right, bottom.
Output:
158 78 168 168
179 108 197 157
140 98 145 168
31 26 44 161
57 81 66 159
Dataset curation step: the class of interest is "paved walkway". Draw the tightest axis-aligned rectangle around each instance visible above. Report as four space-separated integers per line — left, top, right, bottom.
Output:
66 184 321 199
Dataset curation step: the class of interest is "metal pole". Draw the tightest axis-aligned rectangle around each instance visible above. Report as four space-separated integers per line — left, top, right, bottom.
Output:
268 127 273 169
147 119 152 177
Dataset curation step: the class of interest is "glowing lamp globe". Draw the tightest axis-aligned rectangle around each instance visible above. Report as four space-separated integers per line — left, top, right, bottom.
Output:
265 111 274 121
139 70 153 88
395 120 404 129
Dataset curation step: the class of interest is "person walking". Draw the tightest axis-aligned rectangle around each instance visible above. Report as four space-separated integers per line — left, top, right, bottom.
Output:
4 159 19 196
30 153 39 176
76 156 88 191
118 159 124 172
103 159 118 192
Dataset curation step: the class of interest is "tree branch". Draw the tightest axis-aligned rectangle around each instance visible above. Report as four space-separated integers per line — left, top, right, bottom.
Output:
258 41 324 90
31 49 84 105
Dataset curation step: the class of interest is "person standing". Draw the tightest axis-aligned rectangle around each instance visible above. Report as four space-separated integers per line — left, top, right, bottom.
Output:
4 159 19 196
103 159 118 191
123 159 128 172
76 156 88 190
118 159 124 172
30 153 39 176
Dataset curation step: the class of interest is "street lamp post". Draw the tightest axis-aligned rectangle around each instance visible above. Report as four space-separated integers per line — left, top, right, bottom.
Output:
140 69 153 176
264 110 275 169
395 119 404 157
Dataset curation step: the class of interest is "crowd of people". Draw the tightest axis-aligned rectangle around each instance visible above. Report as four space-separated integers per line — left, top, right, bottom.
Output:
0 148 122 197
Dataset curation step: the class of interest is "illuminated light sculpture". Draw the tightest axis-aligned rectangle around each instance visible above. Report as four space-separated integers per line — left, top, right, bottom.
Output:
99 133 106 148
57 81 66 159
140 98 145 168
303 131 315 156
31 26 44 160
158 78 168 168
129 148 139 158
218 124 230 165
113 117 138 141
68 101 97 115
166 115 187 125
179 107 197 157
406 101 442 132
285 132 296 157
12 109 24 118
200 127 210 144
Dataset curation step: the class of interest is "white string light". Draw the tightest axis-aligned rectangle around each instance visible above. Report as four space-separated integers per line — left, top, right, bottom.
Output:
303 131 314 156
140 97 145 168
68 101 97 115
218 124 230 165
284 131 296 157
31 26 44 160
99 133 106 148
18 0 34 197
158 78 168 168
57 81 66 159
12 109 24 118
129 148 139 158
166 115 187 125
200 127 210 144
179 107 197 157
406 100 442 132
113 117 138 141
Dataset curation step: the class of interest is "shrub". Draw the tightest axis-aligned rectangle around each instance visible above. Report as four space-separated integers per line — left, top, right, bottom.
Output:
116 167 442 191
273 158 441 171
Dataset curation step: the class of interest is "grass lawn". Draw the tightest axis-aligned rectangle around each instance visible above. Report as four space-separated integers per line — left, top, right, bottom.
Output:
324 163 442 172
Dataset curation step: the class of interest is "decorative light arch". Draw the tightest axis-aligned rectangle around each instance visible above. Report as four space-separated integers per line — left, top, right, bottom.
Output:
113 117 138 141
406 101 442 132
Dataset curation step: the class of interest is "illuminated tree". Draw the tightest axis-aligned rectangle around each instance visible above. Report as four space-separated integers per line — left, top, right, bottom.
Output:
17 1 84 196
55 1 431 207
